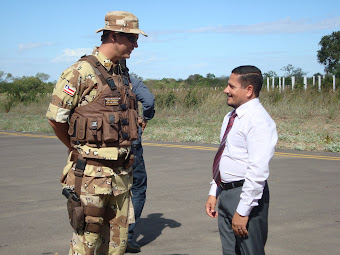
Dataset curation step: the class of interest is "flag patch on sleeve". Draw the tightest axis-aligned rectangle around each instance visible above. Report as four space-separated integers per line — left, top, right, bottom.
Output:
63 84 76 96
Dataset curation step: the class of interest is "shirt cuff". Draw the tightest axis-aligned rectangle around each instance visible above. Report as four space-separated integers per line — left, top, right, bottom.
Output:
236 200 253 216
209 182 218 197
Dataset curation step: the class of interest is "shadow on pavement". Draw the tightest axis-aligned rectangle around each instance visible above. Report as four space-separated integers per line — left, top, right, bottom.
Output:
134 213 181 246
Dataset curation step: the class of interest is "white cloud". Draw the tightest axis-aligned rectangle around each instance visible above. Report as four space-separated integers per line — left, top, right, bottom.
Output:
51 48 92 63
190 17 340 34
18 42 55 51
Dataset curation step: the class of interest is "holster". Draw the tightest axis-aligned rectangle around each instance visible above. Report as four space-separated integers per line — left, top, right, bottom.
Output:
66 157 86 232
65 155 106 233
67 197 85 231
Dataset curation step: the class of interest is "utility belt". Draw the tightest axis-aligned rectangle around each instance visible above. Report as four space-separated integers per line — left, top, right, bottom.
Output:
62 150 134 233
70 151 130 169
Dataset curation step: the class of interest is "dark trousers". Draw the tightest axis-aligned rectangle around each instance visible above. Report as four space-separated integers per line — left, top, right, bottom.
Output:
128 142 147 241
218 182 269 255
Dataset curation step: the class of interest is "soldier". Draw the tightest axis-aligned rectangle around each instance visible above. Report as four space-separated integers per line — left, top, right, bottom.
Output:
46 11 147 255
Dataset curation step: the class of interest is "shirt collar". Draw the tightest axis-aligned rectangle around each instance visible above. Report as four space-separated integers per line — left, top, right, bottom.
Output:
92 46 114 72
235 98 260 118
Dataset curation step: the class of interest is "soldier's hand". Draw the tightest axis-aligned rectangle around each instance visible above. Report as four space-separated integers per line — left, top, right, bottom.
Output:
141 119 147 132
138 118 147 132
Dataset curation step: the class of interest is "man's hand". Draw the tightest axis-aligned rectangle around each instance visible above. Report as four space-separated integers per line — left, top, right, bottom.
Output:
232 212 249 237
138 118 148 132
205 195 218 218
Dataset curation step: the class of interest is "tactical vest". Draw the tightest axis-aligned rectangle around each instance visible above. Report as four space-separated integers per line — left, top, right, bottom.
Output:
68 55 138 149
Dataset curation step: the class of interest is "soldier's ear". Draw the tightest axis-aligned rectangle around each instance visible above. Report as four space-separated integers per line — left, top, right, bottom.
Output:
111 32 116 42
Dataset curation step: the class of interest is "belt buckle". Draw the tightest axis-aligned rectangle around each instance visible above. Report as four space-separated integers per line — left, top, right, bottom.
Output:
74 168 84 177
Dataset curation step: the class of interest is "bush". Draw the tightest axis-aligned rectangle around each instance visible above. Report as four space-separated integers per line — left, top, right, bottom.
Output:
155 90 176 108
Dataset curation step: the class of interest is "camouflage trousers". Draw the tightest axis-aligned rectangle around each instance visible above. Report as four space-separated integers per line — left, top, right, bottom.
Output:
68 191 130 255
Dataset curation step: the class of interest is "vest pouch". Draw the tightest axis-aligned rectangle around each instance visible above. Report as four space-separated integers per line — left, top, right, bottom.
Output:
86 117 103 143
102 112 120 142
68 115 77 143
129 94 137 110
128 109 139 141
76 117 87 142
68 115 87 143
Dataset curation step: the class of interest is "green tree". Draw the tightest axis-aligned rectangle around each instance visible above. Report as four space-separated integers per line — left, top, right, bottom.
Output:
35 72 50 82
8 76 45 101
281 64 307 77
263 70 277 78
206 73 215 79
317 31 340 74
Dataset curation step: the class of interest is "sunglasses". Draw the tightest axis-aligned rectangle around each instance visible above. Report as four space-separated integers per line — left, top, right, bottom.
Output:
120 33 139 44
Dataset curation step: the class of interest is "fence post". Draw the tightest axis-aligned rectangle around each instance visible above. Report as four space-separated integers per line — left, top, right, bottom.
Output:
304 76 307 90
292 76 295 90
267 77 270 91
313 76 315 86
318 75 321 92
333 75 336 92
272 77 275 90
282 77 285 91
279 77 281 92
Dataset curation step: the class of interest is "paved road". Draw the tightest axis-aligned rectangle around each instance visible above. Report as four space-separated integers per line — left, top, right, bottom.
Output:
0 131 339 255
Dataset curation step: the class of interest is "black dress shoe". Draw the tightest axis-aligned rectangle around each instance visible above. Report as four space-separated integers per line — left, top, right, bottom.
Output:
125 240 141 253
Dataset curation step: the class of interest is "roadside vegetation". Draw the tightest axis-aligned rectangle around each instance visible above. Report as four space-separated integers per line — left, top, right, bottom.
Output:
1 71 339 153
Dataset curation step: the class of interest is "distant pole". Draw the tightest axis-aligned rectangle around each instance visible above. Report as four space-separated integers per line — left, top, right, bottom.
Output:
292 76 295 90
333 75 336 92
313 76 315 86
279 77 282 92
282 77 285 91
304 76 307 91
318 75 321 92
272 77 275 90
267 77 270 91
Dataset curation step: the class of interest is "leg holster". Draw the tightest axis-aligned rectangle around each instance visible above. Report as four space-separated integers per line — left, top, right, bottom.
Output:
66 158 86 232
66 156 106 233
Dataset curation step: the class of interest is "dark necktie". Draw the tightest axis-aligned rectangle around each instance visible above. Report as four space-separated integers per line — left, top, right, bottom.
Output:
212 110 237 186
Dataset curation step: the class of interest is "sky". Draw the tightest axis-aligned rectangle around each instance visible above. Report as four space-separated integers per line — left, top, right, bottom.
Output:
1 0 340 82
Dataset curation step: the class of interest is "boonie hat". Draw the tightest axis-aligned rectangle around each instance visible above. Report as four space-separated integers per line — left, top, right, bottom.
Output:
96 11 147 37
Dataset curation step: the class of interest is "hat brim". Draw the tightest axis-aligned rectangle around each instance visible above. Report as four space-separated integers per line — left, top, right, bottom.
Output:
95 28 148 37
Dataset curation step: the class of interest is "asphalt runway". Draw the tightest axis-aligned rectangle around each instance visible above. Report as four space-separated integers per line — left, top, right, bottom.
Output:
0 131 339 255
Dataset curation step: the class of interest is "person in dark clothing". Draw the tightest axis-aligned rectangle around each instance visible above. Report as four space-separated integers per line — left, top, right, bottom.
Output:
126 75 155 253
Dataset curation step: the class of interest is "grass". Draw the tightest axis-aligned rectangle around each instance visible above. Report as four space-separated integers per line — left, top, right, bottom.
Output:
1 87 339 153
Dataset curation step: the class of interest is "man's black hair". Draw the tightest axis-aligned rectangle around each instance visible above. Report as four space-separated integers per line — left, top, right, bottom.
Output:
232 65 263 97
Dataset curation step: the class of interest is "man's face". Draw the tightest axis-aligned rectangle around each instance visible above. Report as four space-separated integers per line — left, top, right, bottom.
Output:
114 33 139 59
224 73 251 109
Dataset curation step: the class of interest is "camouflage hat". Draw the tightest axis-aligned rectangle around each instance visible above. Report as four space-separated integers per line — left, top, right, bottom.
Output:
96 11 147 37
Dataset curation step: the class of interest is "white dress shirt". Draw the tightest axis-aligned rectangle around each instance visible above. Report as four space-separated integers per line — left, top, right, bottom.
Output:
209 98 278 216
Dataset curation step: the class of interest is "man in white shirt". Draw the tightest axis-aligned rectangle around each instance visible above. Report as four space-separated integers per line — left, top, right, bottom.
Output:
205 65 278 255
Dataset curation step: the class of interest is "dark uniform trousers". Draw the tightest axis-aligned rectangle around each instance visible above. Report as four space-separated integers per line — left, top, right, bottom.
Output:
218 182 269 255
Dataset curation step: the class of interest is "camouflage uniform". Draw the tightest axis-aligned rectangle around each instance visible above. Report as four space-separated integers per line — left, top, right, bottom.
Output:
46 49 134 255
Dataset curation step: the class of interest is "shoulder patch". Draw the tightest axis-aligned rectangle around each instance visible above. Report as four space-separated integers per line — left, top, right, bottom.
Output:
63 84 76 96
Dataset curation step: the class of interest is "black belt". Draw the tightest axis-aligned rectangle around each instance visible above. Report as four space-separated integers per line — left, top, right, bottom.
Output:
220 180 245 190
